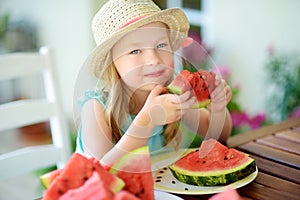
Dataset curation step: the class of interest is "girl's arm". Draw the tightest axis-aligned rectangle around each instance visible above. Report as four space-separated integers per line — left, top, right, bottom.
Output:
81 85 194 166
80 98 156 166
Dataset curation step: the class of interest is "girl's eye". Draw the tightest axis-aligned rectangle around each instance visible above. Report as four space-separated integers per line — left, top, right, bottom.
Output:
157 43 168 49
130 49 141 55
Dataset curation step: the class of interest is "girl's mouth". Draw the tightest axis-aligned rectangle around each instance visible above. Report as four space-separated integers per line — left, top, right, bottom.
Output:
144 69 165 78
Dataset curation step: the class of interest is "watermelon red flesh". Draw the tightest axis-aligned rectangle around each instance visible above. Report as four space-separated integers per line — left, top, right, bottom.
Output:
168 69 216 108
43 153 124 200
59 172 114 200
168 139 256 186
110 146 154 200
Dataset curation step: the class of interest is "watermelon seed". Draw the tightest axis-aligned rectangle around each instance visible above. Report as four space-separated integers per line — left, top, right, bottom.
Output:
224 156 228 160
185 188 189 191
202 161 206 164
83 176 89 181
58 189 64 195
141 189 145 194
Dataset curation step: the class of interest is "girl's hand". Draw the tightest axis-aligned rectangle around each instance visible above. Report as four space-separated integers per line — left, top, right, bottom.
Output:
139 85 195 126
207 78 232 112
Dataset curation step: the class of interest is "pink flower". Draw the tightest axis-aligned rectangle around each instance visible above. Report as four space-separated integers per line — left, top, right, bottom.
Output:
289 106 300 118
231 112 249 128
213 65 230 81
249 112 267 129
231 111 267 130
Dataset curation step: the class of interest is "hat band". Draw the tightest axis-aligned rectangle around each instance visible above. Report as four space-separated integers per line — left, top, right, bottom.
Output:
118 15 147 30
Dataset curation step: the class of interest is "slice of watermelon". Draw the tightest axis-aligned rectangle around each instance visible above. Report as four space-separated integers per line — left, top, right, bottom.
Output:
43 153 125 200
168 139 256 186
110 146 154 200
59 171 114 200
168 69 216 108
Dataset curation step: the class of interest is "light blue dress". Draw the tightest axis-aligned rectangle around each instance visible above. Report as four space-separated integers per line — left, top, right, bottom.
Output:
76 90 201 155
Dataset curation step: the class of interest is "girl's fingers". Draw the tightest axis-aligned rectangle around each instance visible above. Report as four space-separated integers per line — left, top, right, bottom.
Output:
167 91 190 104
211 80 232 104
179 95 196 110
149 85 167 98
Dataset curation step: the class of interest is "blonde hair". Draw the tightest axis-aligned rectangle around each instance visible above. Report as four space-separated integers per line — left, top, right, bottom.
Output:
94 51 182 148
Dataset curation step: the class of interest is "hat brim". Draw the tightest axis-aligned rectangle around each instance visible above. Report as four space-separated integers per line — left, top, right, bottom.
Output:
83 7 189 78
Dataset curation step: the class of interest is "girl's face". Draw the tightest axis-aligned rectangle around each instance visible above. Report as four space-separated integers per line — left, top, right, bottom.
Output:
112 22 174 91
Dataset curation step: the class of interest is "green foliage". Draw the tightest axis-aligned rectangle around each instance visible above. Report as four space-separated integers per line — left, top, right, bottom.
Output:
265 51 300 122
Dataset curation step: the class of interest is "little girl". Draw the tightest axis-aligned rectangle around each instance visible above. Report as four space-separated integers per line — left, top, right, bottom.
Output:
75 0 232 166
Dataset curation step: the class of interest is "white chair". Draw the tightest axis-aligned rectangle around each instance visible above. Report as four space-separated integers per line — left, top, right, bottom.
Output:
0 47 72 180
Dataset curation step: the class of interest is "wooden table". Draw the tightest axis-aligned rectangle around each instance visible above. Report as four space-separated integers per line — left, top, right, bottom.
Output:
176 117 300 200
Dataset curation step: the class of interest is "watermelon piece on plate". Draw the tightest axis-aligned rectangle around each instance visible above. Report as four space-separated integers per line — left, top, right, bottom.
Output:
110 146 154 200
169 139 256 186
168 69 216 108
42 153 124 200
59 171 114 200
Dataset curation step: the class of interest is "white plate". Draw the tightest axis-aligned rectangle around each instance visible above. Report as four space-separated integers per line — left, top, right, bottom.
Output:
155 190 183 200
151 148 258 195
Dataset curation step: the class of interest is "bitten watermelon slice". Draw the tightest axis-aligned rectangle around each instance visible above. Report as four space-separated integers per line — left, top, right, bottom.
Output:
168 139 256 186
168 69 216 108
42 153 125 200
59 171 114 200
110 146 154 200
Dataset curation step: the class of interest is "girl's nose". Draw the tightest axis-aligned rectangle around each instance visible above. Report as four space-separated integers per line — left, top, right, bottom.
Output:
145 49 161 65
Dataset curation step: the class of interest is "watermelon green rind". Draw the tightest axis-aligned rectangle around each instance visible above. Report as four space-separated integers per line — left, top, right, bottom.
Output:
169 158 256 186
40 168 62 189
40 174 51 189
167 86 211 109
190 99 211 109
167 85 184 95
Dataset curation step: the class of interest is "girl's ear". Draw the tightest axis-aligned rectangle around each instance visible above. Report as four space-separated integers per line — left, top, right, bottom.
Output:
181 37 194 48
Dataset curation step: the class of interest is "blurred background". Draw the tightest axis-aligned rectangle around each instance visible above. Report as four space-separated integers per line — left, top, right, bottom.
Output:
0 0 299 199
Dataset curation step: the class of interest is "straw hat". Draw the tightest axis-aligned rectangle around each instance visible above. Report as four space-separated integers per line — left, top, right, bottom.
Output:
84 0 190 78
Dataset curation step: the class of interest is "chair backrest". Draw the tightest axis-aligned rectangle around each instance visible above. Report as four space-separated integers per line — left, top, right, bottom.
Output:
0 47 72 180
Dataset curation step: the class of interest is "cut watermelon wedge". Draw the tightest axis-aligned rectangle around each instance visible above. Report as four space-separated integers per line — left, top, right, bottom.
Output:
110 146 155 200
169 139 257 186
168 69 216 109
42 153 124 200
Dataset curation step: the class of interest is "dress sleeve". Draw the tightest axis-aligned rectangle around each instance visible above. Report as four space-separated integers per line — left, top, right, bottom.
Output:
77 90 107 110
